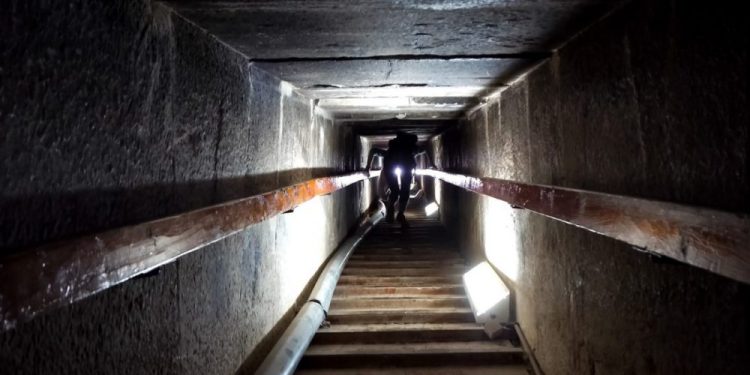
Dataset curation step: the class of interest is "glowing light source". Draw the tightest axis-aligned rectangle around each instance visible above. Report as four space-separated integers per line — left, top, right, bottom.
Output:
463 261 510 323
424 202 439 216
394 167 402 177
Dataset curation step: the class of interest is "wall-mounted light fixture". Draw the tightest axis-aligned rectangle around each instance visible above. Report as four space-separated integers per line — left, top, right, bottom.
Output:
462 261 510 324
424 202 439 216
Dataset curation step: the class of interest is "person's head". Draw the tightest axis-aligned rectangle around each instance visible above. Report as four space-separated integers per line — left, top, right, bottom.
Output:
395 131 418 145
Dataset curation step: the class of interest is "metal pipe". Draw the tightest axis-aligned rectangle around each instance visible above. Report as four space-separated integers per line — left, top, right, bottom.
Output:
255 202 385 375
255 303 326 375
514 323 544 375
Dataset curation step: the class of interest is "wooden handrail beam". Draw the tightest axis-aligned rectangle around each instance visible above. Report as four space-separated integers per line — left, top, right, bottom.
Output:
0 172 369 331
417 169 750 285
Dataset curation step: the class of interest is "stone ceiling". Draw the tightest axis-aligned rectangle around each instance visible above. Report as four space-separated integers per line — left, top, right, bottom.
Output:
170 0 624 144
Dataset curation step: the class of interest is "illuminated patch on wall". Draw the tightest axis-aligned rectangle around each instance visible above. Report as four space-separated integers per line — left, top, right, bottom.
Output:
278 196 330 304
483 198 519 281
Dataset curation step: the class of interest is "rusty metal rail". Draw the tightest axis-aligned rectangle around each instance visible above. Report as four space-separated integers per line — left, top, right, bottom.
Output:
0 172 370 331
417 169 750 285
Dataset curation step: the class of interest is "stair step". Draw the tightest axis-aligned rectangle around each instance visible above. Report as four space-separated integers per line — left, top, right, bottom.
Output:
366 234 443 237
334 285 465 297
346 259 465 268
328 308 476 324
342 267 465 277
365 234 448 239
312 323 487 344
353 250 459 256
355 248 457 253
368 227 443 232
337 276 463 286
348 254 463 262
295 365 530 374
299 341 524 368
297 213 531 374
331 296 470 310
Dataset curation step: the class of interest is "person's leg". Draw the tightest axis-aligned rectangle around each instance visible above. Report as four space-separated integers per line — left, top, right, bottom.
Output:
384 166 399 222
397 169 413 227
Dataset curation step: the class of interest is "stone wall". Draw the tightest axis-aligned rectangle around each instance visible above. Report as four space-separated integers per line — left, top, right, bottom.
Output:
0 1 368 373
432 0 750 373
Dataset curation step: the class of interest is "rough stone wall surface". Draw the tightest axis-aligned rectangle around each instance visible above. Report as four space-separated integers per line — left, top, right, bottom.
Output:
433 0 750 374
0 1 366 374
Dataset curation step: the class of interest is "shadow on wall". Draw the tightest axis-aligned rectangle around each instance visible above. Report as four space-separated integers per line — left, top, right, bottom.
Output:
0 168 345 255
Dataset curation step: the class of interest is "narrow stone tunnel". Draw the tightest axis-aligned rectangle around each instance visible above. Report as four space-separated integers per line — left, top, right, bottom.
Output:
1 1 748 374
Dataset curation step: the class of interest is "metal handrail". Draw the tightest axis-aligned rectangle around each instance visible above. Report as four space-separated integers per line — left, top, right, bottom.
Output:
416 169 750 285
0 172 371 331
255 202 385 375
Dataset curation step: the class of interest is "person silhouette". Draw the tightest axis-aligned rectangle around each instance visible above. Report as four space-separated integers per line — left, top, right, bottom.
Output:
364 132 435 227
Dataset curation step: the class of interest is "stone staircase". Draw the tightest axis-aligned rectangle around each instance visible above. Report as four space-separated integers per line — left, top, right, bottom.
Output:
295 210 531 374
